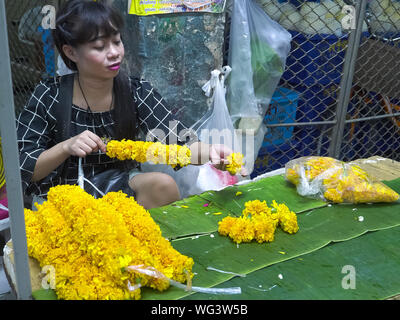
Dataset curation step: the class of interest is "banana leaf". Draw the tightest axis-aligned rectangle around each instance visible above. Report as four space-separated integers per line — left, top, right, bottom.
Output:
141 188 400 299
195 175 327 216
149 174 327 240
149 195 228 240
185 226 400 300
32 178 400 300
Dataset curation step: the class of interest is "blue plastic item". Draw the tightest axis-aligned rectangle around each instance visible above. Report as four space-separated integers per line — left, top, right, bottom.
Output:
38 26 55 77
282 30 349 86
263 87 299 147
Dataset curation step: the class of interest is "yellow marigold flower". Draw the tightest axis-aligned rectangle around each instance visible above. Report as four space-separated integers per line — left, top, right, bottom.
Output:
218 216 236 237
286 156 399 203
324 188 343 203
242 200 271 217
252 213 277 243
226 153 244 175
226 216 255 244
218 200 298 244
24 185 194 300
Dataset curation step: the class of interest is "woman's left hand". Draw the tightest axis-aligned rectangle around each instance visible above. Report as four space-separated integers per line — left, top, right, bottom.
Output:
209 144 248 177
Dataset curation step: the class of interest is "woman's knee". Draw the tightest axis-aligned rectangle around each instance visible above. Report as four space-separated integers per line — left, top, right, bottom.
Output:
153 173 179 195
129 172 180 204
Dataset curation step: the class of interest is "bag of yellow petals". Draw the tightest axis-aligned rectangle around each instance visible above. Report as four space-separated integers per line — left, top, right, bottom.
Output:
285 156 399 204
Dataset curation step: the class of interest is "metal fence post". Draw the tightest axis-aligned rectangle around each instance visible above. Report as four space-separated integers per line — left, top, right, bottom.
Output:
0 0 32 300
329 0 368 159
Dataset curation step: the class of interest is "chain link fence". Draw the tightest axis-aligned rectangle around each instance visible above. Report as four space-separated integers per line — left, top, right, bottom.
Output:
242 0 400 177
5 0 63 115
5 0 400 178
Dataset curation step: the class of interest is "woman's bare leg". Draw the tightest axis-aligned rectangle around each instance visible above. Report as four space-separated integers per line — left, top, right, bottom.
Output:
129 172 180 209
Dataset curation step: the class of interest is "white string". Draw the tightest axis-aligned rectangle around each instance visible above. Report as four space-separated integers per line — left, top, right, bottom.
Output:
77 157 105 197
126 265 241 295
206 266 246 278
0 203 8 212
82 177 105 197
78 157 84 189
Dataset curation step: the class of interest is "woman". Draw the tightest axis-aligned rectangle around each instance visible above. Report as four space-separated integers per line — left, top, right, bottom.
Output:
17 0 243 209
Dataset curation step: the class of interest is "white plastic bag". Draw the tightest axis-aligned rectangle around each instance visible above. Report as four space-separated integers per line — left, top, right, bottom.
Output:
285 156 400 203
193 67 238 149
227 0 292 126
57 55 75 76
190 67 240 193
142 68 240 199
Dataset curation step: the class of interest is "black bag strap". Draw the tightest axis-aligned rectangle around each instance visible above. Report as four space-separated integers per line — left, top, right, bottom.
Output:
54 73 75 180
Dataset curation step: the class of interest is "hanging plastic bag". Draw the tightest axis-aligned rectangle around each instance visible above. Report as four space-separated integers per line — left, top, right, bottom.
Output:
190 67 240 193
193 67 237 148
227 0 292 128
142 68 241 198
285 156 400 204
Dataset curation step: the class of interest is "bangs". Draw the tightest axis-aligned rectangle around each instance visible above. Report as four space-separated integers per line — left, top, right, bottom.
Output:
68 1 123 45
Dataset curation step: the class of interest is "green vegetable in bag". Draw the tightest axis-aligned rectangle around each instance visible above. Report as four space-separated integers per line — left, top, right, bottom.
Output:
251 38 284 101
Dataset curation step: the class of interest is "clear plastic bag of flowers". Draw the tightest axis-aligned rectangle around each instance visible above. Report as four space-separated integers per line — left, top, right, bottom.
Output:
285 156 400 204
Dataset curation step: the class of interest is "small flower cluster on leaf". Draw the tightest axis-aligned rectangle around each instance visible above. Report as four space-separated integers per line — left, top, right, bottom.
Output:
218 200 299 244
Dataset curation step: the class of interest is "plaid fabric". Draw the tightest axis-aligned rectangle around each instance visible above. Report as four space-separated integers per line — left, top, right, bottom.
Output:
16 75 197 197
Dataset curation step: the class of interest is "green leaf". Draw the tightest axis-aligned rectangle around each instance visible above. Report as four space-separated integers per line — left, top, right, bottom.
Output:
141 183 400 300
32 288 58 300
250 39 284 99
184 226 400 300
149 195 230 240
197 175 327 215
32 178 400 301
149 175 327 240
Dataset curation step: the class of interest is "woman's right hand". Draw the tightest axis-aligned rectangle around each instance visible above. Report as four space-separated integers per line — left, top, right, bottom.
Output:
63 130 107 158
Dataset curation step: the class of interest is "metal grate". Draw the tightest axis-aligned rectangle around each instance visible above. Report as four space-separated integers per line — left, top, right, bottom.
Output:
5 0 63 115
241 0 400 177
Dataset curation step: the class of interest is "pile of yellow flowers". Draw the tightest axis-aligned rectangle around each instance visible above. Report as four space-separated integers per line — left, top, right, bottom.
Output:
285 156 399 203
218 200 299 244
106 139 192 168
24 185 194 300
226 152 245 175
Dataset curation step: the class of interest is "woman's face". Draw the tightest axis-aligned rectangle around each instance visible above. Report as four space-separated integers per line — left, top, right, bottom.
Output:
68 31 125 79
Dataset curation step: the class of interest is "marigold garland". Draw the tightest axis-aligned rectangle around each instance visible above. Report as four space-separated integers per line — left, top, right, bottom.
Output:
24 185 194 300
218 200 299 244
107 139 245 175
106 139 191 168
285 156 399 203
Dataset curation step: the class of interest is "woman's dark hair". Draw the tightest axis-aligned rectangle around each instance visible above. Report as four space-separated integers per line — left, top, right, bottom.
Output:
52 0 137 141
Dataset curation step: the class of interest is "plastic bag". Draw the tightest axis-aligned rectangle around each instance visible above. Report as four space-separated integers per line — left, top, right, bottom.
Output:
285 156 400 204
189 67 240 194
142 68 240 199
193 67 237 148
57 55 75 76
227 0 292 126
